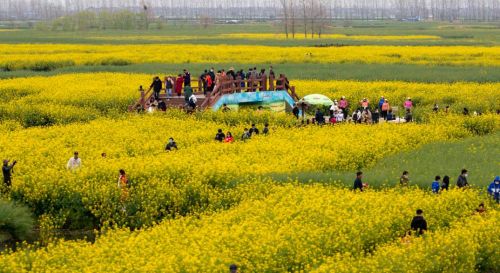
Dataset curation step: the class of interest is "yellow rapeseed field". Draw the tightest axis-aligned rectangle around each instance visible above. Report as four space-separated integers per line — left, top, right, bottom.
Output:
0 185 495 272
0 44 498 71
1 113 498 228
0 32 499 273
89 33 442 41
1 73 498 126
221 33 442 40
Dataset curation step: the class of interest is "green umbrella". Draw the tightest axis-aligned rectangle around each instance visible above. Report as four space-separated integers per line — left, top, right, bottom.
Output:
298 94 333 106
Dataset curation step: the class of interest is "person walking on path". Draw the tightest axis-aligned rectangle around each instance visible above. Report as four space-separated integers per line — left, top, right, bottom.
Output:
487 176 500 203
400 171 410 187
432 176 441 193
353 171 364 192
456 169 469 188
441 175 450 191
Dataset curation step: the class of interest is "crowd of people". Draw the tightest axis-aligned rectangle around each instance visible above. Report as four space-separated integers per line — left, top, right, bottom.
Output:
353 169 499 204
214 124 269 143
293 96 416 125
354 169 499 237
138 66 292 113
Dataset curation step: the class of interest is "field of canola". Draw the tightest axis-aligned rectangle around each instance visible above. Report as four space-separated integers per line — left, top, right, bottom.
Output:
1 73 499 127
1 44 499 72
0 31 499 272
0 187 498 272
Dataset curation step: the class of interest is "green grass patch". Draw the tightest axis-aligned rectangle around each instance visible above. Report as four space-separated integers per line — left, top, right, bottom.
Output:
0 21 499 46
271 131 500 188
2 62 499 83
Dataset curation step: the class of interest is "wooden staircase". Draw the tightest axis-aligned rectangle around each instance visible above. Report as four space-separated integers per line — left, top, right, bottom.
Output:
128 74 299 112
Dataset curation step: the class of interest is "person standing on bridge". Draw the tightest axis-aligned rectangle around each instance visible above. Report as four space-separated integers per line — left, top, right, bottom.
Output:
208 68 216 87
183 69 191 87
165 76 174 98
175 74 183 97
150 76 162 100
259 68 267 91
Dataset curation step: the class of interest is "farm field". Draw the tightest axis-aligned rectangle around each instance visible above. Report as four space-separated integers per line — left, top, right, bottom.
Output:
0 21 499 272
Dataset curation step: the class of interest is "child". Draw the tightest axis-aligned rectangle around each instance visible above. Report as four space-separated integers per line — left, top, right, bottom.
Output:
432 175 441 193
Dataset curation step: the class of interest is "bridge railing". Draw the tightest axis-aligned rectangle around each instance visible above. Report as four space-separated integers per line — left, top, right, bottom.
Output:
130 74 299 111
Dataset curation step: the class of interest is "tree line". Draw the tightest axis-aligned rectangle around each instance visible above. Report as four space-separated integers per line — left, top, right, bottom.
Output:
0 0 498 29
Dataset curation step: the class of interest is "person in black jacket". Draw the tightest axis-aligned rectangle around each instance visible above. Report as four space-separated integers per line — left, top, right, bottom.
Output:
441 175 450 191
410 209 427 236
292 104 300 119
262 123 269 135
456 169 469 188
249 124 259 136
215 129 225 142
372 109 380 124
2 159 17 188
165 138 178 151
183 69 191 86
315 109 325 125
353 171 363 191
150 76 163 100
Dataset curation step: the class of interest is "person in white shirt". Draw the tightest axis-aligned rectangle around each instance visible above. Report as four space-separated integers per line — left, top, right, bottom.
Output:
188 93 197 109
335 110 344 122
329 100 339 116
67 151 81 170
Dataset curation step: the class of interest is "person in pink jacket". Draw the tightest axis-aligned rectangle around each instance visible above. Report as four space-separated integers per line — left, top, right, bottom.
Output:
404 97 413 110
339 96 349 120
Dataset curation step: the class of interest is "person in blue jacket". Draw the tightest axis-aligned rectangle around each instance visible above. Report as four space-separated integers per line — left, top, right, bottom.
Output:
432 175 441 193
487 176 500 203
378 96 385 111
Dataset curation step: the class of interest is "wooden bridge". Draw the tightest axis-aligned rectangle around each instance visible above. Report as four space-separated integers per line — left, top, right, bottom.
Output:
128 74 300 112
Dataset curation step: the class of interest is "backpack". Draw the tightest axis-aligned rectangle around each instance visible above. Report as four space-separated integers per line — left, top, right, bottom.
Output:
206 75 212 87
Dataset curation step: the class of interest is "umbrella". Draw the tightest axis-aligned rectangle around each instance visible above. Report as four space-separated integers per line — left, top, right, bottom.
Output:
298 94 333 106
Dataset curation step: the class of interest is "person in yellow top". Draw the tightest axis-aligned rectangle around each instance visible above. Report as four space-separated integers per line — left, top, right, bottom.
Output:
118 169 129 202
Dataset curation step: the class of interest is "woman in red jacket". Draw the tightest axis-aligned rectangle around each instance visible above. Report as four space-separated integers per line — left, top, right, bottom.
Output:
175 74 184 97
